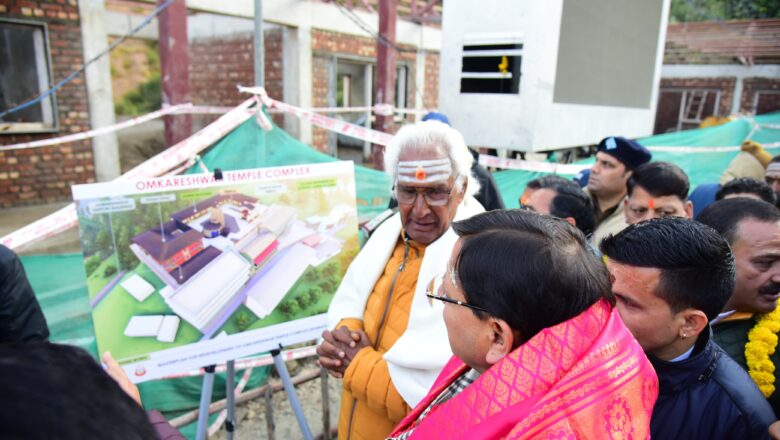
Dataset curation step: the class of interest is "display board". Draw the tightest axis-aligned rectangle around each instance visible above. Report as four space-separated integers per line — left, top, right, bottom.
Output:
72 162 359 382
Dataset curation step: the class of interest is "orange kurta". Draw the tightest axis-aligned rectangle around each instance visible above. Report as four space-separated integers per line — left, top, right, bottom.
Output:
336 235 426 440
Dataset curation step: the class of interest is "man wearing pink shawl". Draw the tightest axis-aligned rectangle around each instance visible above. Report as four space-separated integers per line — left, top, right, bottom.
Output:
389 210 658 439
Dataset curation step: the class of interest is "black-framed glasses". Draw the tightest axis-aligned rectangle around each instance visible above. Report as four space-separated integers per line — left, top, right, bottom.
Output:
394 185 454 206
425 274 490 314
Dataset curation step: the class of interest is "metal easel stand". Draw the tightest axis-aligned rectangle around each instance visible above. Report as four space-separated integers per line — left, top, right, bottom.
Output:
225 360 236 440
194 361 238 440
196 365 217 440
272 344 314 440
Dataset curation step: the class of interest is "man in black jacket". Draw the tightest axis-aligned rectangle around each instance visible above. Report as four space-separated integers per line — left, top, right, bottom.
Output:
601 218 776 439
0 244 49 342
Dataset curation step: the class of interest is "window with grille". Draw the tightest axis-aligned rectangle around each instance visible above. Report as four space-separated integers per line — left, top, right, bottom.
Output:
0 19 58 133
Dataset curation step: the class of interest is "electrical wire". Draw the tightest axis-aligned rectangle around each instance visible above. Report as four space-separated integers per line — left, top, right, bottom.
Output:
0 0 176 120
333 1 432 112
334 1 418 54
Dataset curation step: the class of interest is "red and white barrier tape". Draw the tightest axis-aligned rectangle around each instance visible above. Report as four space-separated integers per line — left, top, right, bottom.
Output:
6 87 778 248
240 86 395 146
0 98 257 250
645 141 780 153
0 104 237 152
479 155 590 174
160 345 318 380
481 141 780 172
273 103 425 115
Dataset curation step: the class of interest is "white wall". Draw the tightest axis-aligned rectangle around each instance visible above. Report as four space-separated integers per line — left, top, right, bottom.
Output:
439 0 669 151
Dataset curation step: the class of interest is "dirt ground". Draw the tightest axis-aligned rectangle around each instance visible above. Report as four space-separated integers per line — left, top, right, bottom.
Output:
211 358 342 440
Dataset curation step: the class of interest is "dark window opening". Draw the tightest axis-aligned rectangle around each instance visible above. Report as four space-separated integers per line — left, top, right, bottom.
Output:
460 43 522 94
653 88 721 134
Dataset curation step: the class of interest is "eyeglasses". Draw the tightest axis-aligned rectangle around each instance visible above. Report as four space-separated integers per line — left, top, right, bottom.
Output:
425 273 490 314
394 185 454 206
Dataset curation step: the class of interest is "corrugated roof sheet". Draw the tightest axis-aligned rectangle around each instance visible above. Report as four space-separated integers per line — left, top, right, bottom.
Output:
665 19 780 65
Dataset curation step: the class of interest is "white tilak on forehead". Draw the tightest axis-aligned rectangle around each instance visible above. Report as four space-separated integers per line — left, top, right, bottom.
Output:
396 158 453 184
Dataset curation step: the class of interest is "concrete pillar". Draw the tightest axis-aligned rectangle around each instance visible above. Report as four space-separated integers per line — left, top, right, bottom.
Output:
415 49 425 120
373 0 398 170
157 0 191 147
731 76 744 115
282 25 313 144
78 0 120 181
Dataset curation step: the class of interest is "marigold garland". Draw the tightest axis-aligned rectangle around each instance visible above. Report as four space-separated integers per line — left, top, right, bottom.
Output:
746 307 780 398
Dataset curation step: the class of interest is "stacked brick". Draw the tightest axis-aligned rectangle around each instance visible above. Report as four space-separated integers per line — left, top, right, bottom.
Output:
423 52 439 110
742 78 780 114
0 0 95 208
310 28 438 153
659 77 736 117
189 28 284 129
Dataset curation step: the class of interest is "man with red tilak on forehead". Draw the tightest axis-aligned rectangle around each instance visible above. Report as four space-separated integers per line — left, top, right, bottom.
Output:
316 121 484 440
624 162 693 225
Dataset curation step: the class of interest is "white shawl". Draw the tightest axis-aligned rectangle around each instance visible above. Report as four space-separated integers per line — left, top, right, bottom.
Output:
327 197 485 407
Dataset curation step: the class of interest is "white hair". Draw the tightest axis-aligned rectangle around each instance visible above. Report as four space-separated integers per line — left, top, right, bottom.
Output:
384 120 480 198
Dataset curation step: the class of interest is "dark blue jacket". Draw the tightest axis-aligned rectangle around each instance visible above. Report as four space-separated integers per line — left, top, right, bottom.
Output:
650 329 776 439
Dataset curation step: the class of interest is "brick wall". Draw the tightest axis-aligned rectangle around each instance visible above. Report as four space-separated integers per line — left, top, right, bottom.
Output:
654 77 736 134
189 28 284 129
423 51 439 110
741 77 780 114
0 0 94 208
311 55 331 150
310 28 431 153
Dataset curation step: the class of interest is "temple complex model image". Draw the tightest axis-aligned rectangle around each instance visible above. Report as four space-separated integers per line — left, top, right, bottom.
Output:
126 192 349 340
72 164 360 368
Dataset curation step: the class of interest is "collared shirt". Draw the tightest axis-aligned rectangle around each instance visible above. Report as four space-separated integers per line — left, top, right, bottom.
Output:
710 310 736 325
669 345 695 363
586 191 629 246
390 368 481 440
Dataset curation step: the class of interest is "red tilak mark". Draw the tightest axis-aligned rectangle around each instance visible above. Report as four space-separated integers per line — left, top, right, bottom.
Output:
648 199 655 210
415 165 426 181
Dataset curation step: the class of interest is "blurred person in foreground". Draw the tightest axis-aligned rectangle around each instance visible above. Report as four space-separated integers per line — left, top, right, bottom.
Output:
602 218 776 439
388 209 657 439
699 198 780 416
317 121 484 439
586 136 651 245
624 162 693 225
0 244 49 342
0 342 182 439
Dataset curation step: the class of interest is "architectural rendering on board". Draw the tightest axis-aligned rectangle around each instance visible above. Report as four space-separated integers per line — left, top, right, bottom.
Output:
123 191 347 341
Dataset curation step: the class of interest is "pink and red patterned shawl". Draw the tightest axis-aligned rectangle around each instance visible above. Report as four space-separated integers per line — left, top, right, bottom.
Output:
389 300 658 439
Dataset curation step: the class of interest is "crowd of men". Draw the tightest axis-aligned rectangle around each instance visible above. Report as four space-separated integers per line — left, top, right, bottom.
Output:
2 115 780 439
319 118 780 439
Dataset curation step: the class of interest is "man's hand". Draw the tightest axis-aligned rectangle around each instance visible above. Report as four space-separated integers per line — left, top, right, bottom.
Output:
316 326 370 378
102 351 142 406
338 328 370 361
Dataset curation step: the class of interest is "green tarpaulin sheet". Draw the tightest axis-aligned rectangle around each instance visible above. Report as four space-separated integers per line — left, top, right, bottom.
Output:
184 112 392 222
496 111 780 208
